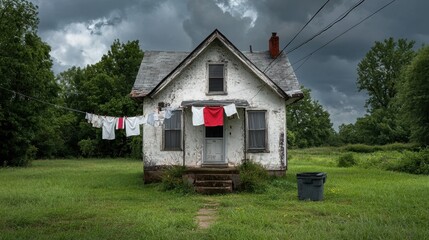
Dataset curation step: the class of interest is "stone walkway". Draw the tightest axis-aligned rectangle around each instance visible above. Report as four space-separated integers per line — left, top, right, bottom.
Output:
196 201 219 229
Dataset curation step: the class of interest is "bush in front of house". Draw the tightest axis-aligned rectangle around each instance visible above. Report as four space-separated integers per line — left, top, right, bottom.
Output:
386 149 429 175
160 166 194 193
238 160 269 193
338 153 357 167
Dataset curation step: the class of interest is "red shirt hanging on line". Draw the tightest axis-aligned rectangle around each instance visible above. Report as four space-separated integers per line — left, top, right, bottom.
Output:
203 106 224 126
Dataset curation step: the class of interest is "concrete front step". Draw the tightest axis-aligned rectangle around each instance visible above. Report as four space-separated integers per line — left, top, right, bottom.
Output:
195 174 233 181
195 186 233 194
195 180 233 188
182 167 240 194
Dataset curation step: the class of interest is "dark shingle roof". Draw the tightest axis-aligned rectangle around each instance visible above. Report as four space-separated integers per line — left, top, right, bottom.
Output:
131 50 300 98
130 29 302 101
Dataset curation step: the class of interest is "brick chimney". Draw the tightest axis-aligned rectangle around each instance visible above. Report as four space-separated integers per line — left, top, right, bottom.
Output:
269 32 279 59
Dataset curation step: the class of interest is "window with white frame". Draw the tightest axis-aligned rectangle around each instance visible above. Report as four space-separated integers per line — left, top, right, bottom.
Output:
247 110 267 152
163 110 182 150
208 64 225 93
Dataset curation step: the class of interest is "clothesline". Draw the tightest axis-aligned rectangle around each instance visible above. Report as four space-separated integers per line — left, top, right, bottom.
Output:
1 85 240 140
85 106 176 140
86 104 239 140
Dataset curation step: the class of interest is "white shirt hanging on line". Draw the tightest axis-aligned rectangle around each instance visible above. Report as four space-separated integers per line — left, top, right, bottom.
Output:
91 115 103 128
192 106 205 126
125 117 140 137
224 103 239 118
102 116 117 140
85 113 93 123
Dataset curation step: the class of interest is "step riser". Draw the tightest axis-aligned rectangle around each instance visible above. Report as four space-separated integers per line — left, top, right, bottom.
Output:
196 174 232 181
195 180 233 188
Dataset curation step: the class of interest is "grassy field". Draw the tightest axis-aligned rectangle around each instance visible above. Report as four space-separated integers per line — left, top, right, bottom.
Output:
1 150 428 239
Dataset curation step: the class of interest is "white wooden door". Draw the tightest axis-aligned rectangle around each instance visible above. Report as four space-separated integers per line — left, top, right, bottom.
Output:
204 126 224 164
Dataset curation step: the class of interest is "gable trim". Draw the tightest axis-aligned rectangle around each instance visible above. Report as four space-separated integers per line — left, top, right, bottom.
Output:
148 29 287 99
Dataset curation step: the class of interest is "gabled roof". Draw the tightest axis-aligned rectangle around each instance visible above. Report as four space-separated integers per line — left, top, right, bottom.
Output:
131 29 302 101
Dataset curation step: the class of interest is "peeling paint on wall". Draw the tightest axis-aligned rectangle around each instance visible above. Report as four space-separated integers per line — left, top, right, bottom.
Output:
279 132 285 169
142 40 287 170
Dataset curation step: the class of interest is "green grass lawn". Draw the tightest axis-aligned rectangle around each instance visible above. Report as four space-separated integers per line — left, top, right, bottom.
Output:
1 151 428 239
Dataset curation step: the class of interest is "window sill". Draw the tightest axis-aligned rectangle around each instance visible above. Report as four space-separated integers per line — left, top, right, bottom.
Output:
162 149 183 152
206 92 227 96
247 149 269 153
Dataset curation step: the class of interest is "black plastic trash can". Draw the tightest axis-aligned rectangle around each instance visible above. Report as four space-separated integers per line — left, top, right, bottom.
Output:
296 172 327 201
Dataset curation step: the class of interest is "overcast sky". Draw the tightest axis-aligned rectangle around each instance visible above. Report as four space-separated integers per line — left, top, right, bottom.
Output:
30 0 429 130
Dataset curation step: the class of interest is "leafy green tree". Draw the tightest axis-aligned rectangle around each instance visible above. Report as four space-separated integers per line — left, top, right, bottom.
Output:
357 38 415 112
0 0 58 166
287 87 335 148
345 38 416 145
57 40 144 157
397 46 429 146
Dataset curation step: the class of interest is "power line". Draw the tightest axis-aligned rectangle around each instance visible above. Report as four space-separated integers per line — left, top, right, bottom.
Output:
263 0 331 73
287 0 366 55
0 85 86 114
264 0 366 74
290 0 398 71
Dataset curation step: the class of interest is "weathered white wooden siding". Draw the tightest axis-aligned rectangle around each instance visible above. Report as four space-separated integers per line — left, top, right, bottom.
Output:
142 39 286 170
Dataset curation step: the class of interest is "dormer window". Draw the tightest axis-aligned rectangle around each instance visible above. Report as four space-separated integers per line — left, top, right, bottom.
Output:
208 64 226 94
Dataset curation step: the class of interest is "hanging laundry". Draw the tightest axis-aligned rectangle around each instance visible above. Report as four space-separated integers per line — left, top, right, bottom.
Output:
192 106 205 126
157 111 165 126
101 116 117 140
146 112 157 126
224 103 239 118
85 113 93 123
204 106 224 126
116 117 125 130
137 115 146 125
91 115 103 128
164 107 174 119
125 117 140 137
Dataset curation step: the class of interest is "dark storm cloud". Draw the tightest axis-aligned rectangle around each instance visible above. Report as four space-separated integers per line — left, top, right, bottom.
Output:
32 0 166 31
183 0 253 48
30 0 429 129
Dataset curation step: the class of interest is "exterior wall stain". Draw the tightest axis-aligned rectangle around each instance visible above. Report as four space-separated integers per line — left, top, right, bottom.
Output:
279 132 285 169
142 39 287 170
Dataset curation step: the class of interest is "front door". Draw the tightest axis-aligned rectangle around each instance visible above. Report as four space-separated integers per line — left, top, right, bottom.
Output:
204 126 224 164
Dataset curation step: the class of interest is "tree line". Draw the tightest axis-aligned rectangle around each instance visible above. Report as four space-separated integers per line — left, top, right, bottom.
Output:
1 0 428 166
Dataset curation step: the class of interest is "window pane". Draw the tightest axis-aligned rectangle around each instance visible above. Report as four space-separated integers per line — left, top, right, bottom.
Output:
209 78 223 92
249 130 265 148
248 111 266 149
165 130 181 149
209 64 223 78
209 64 224 92
248 112 265 130
164 111 181 150
165 111 181 130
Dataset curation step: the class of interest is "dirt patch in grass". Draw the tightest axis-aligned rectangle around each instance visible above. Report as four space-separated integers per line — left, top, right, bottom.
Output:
196 202 219 229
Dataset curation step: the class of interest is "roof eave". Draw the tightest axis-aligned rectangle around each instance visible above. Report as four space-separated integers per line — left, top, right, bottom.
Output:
148 29 288 99
285 90 304 105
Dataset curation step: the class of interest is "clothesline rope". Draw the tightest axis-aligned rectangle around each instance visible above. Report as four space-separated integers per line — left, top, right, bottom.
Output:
0 85 86 114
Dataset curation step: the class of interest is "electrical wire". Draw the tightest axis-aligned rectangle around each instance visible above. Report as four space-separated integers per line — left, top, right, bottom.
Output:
290 0 398 71
0 1 398 108
264 0 366 74
263 0 331 73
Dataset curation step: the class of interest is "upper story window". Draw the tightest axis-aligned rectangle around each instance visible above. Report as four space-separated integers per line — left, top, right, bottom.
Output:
208 64 225 94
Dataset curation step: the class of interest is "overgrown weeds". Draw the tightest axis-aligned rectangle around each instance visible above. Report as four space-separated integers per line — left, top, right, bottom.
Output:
337 153 357 167
238 160 269 193
386 149 429 175
160 165 194 194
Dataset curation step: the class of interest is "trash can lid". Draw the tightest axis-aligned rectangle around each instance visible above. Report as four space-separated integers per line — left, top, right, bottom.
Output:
296 172 326 177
